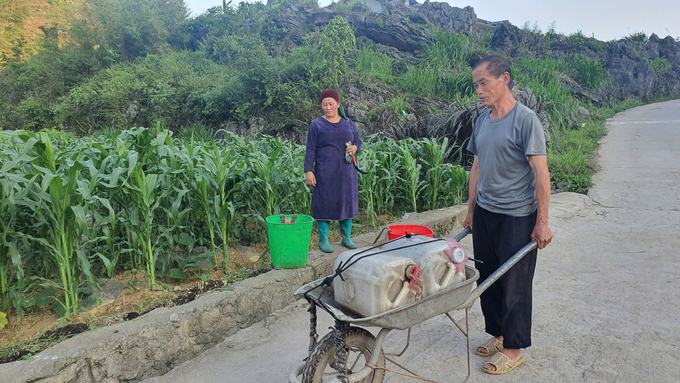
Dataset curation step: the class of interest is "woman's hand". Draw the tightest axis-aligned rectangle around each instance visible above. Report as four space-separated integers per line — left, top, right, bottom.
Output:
345 145 358 155
305 171 316 186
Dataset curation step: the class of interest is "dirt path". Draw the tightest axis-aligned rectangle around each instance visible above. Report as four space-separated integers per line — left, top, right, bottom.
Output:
144 100 680 382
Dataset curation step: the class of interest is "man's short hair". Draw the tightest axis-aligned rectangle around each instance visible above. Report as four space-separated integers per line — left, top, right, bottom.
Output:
473 54 515 89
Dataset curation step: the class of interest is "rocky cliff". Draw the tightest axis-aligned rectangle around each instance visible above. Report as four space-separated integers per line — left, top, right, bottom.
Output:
276 0 679 104
480 20 680 102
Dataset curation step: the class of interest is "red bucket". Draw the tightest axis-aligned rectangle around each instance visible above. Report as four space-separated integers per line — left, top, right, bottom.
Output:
386 224 434 240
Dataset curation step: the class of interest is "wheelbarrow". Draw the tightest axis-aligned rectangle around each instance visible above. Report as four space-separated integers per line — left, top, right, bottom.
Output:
288 227 538 383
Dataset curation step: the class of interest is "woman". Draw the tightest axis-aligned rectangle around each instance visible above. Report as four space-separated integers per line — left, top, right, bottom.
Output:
304 89 362 253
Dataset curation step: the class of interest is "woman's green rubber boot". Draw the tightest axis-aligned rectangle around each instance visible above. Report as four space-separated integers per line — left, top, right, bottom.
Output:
339 219 357 249
317 220 334 253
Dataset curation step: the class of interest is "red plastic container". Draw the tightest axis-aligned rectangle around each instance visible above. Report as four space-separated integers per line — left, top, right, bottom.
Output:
386 224 434 240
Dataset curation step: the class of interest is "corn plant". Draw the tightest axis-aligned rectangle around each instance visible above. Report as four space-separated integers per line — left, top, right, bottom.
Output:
0 151 35 317
421 137 454 210
190 172 218 253
1 133 44 319
114 129 174 289
374 140 400 216
88 146 125 277
276 138 310 214
0 126 475 320
357 145 380 226
440 164 469 207
242 145 285 221
159 188 193 277
398 140 426 213
121 154 166 289
20 132 99 318
197 145 240 268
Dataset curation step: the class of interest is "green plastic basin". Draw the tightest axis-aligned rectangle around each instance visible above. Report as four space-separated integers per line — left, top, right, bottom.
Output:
266 214 313 269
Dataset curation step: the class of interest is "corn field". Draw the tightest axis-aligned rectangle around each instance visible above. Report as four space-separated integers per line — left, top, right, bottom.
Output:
0 127 468 320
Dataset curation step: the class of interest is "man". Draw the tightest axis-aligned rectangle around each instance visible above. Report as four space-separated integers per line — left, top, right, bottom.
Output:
463 54 553 374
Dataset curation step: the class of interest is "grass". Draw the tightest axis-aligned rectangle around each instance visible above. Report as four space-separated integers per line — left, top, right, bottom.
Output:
548 98 645 193
424 29 472 69
353 45 394 83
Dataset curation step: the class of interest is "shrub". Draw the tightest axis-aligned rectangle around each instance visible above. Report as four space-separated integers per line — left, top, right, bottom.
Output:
544 22 559 44
650 57 672 75
628 31 648 43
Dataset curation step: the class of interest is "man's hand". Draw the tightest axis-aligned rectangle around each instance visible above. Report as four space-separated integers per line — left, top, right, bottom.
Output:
463 212 473 230
464 156 479 232
528 155 551 249
531 221 552 249
305 171 316 186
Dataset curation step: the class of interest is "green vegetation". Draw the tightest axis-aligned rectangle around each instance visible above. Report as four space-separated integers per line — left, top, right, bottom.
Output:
628 31 649 44
354 46 395 83
571 56 609 90
424 29 473 69
0 127 468 319
650 57 672 75
0 0 85 63
0 2 355 133
548 98 645 193
0 0 672 325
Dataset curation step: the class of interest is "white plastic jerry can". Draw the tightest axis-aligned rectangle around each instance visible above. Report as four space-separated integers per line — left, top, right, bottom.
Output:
382 235 466 298
333 247 417 317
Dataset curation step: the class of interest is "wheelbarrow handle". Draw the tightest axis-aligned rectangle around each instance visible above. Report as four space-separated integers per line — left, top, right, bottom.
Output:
461 239 538 309
453 226 472 242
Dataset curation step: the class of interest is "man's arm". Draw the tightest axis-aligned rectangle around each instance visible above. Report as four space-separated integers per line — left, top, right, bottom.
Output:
463 155 479 230
528 154 552 249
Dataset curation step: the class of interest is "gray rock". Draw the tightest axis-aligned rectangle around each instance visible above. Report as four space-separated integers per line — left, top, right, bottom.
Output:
416 2 477 34
571 84 606 107
489 22 544 57
93 278 127 301
354 6 431 52
126 101 140 120
578 106 590 118
604 40 658 99
490 22 523 51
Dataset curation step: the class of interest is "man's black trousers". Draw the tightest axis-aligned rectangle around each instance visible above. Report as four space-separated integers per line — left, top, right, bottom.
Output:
472 205 538 349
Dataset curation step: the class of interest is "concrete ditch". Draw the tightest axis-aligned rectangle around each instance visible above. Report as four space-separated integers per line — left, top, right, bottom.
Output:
0 205 467 383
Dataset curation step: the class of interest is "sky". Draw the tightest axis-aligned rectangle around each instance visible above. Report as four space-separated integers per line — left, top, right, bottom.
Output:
182 0 679 42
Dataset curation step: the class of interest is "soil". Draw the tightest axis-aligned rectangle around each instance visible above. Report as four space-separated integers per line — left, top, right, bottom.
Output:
0 212 398 364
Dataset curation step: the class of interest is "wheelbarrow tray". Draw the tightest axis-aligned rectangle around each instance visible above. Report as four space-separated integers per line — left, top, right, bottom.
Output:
294 265 480 330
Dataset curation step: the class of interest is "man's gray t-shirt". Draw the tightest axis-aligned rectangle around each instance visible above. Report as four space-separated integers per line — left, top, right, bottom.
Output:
467 102 547 217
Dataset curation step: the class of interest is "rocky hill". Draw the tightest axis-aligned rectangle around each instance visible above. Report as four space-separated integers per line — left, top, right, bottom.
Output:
251 0 679 141
309 1 680 103
1 0 679 137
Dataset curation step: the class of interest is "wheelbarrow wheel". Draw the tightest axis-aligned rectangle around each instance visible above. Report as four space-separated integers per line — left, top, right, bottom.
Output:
302 327 385 383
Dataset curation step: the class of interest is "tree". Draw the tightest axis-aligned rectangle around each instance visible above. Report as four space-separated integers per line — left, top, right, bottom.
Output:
303 16 356 89
87 0 188 60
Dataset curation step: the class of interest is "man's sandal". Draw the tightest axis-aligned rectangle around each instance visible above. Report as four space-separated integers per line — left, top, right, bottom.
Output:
482 352 525 375
475 337 503 357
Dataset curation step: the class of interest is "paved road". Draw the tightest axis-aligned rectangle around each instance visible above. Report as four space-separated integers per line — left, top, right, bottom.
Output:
144 100 680 382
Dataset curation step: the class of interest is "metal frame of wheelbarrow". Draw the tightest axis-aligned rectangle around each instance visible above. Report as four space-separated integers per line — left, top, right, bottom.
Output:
289 227 538 383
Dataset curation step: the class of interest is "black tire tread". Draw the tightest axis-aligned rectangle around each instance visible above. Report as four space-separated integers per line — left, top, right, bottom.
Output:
301 327 385 383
